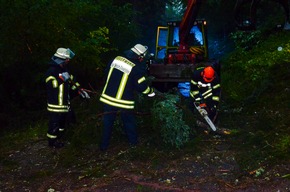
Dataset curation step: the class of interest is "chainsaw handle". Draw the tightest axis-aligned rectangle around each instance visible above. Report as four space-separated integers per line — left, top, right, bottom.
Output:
194 102 208 116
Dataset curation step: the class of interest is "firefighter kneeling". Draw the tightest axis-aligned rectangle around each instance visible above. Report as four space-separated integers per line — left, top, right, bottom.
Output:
190 66 221 131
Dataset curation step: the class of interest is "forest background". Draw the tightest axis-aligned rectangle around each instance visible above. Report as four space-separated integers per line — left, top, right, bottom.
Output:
0 0 289 159
0 0 237 115
0 0 290 190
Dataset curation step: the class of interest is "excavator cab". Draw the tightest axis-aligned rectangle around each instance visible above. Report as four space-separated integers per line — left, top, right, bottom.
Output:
155 19 208 62
149 19 209 83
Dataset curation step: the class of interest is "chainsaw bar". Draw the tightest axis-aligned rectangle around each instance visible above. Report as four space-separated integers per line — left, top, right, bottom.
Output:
203 114 217 131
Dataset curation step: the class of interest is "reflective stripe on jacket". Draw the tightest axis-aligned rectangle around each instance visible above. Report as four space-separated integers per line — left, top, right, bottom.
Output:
190 67 221 106
100 56 153 109
45 62 79 113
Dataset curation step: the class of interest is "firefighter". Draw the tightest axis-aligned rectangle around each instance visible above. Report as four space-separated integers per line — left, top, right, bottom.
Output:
45 48 90 148
99 44 155 151
190 66 221 125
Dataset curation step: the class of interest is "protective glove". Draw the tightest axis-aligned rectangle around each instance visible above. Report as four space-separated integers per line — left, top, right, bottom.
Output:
59 72 70 82
79 89 90 99
148 92 155 97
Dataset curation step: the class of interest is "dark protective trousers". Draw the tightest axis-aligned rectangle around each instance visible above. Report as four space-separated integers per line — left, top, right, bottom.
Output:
100 104 137 150
47 112 67 139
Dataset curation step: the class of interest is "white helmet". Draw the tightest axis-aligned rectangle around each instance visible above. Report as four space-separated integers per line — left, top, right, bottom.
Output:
54 48 75 59
131 44 148 57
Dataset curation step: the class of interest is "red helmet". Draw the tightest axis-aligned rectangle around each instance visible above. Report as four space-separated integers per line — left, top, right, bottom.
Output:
202 66 215 82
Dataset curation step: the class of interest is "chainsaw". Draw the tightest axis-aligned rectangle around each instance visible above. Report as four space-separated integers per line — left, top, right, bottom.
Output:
194 102 217 131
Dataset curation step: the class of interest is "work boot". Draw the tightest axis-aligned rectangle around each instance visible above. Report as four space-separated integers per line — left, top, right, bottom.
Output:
48 139 64 148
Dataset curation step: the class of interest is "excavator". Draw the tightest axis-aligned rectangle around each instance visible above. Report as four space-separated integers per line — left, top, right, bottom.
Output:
148 0 218 90
148 0 289 89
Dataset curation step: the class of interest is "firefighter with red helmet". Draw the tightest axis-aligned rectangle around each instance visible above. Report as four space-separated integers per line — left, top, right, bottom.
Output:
45 48 90 148
190 66 221 125
99 44 155 151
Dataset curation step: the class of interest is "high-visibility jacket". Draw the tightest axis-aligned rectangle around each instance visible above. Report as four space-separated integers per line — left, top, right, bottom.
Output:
100 56 154 109
190 67 221 107
45 61 80 113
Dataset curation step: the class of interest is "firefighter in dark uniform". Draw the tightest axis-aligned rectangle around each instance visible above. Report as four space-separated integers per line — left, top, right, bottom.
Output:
45 48 90 148
190 66 221 124
99 44 155 151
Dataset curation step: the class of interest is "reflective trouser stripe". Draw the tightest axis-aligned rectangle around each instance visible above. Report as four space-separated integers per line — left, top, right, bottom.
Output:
142 87 151 94
47 133 57 139
47 103 69 112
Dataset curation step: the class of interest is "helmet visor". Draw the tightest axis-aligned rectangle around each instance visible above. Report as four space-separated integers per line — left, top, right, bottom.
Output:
67 48 75 59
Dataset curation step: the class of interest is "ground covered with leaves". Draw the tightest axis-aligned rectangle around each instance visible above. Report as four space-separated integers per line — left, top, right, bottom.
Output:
0 101 289 192
0 136 289 192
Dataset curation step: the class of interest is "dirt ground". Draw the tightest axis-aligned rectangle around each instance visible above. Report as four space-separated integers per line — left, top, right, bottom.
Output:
1 133 289 192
